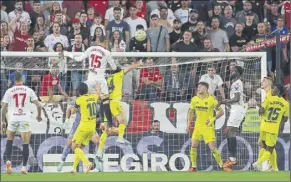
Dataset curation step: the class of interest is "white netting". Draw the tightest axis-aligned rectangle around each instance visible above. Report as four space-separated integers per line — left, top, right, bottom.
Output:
0 52 269 172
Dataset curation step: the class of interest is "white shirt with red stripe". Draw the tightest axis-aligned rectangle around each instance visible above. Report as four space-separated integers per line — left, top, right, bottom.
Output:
2 84 38 122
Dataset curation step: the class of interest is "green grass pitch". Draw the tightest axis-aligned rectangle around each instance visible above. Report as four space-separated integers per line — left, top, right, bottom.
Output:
1 172 290 181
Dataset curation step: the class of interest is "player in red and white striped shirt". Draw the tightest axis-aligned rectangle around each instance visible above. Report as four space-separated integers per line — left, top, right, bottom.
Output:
1 72 42 174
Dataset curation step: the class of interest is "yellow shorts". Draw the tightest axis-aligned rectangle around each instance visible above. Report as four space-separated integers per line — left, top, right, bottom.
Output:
110 100 123 117
72 126 95 146
260 131 278 147
192 127 216 144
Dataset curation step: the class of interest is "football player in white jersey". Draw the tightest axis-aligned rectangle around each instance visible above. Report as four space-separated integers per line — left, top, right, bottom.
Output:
219 66 245 172
1 72 42 174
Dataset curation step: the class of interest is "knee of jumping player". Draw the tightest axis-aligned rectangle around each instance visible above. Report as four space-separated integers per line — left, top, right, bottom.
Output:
191 139 199 148
71 142 80 151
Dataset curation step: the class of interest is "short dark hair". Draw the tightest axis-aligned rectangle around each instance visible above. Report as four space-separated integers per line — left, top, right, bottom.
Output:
198 82 209 89
55 10 62 15
14 72 23 82
136 24 144 30
129 4 137 9
94 13 101 18
77 82 88 96
113 7 122 12
153 120 160 124
75 33 82 38
33 0 41 5
211 17 220 23
150 14 159 19
235 66 244 75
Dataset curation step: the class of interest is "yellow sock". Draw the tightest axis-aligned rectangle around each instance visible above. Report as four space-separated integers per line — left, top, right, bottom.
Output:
73 154 80 170
74 148 89 166
257 151 271 165
270 149 278 170
118 123 126 138
190 147 197 167
258 148 266 159
98 132 108 152
212 148 223 167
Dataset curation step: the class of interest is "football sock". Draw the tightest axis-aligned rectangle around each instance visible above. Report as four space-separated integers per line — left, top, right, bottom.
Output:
212 148 223 167
74 148 89 166
270 149 278 170
118 123 126 138
72 155 80 170
229 137 237 160
190 147 197 167
258 148 266 159
102 102 113 127
61 145 71 162
5 140 13 162
22 144 29 167
98 132 108 152
257 151 271 165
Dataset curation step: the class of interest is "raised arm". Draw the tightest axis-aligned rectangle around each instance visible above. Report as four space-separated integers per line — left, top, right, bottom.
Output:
123 59 143 74
32 100 42 122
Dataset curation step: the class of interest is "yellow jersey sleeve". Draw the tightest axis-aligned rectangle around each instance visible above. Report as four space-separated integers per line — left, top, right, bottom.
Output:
189 97 196 110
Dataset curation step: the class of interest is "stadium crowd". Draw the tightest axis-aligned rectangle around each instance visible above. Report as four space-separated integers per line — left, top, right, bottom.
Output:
0 0 290 103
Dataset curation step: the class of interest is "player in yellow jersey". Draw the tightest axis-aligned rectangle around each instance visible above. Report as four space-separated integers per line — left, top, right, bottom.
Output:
66 82 101 174
187 82 224 172
258 76 279 171
95 59 143 162
253 84 289 171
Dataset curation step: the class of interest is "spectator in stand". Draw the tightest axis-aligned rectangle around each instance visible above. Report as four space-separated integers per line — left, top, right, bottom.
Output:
40 65 69 103
151 2 175 23
1 10 9 23
145 120 163 135
135 0 147 19
235 1 259 24
48 42 68 91
201 38 219 52
172 30 198 52
243 11 258 41
163 64 194 101
266 2 281 28
124 5 147 38
90 14 106 39
1 0 17 14
220 5 236 38
1 34 13 51
207 17 230 52
229 23 248 52
34 16 49 36
249 22 274 77
191 0 213 23
199 64 225 99
1 21 13 43
68 34 87 96
44 22 69 50
192 21 208 50
169 19 182 45
80 12 89 32
90 27 108 49
87 0 108 19
105 0 124 27
47 2 66 27
86 6 95 27
167 0 181 13
213 4 222 18
271 16 289 35
174 0 192 24
181 9 198 34
28 0 43 30
8 62 27 87
147 14 170 52
8 1 31 28
249 0 264 22
33 31 47 52
10 21 30 51
109 30 126 52
281 0 290 29
0 62 8 99
67 18 89 46
129 25 147 52
50 10 68 36
26 37 35 50
139 58 163 101
157 6 173 33
106 7 130 49
62 0 85 22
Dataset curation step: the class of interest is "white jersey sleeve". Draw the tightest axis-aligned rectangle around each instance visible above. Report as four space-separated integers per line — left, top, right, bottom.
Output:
1 86 38 122
230 79 244 106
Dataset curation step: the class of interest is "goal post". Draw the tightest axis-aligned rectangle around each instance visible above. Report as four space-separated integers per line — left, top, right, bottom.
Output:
3 51 290 173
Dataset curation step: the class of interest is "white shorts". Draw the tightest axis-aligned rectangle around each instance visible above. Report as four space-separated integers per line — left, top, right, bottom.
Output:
227 105 246 128
85 78 108 95
7 121 30 133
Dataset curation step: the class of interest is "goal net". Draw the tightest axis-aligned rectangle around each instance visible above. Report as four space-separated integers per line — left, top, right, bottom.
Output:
2 51 287 173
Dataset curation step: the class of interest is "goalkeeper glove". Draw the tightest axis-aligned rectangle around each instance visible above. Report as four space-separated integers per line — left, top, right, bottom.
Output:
62 118 71 130
206 117 216 126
